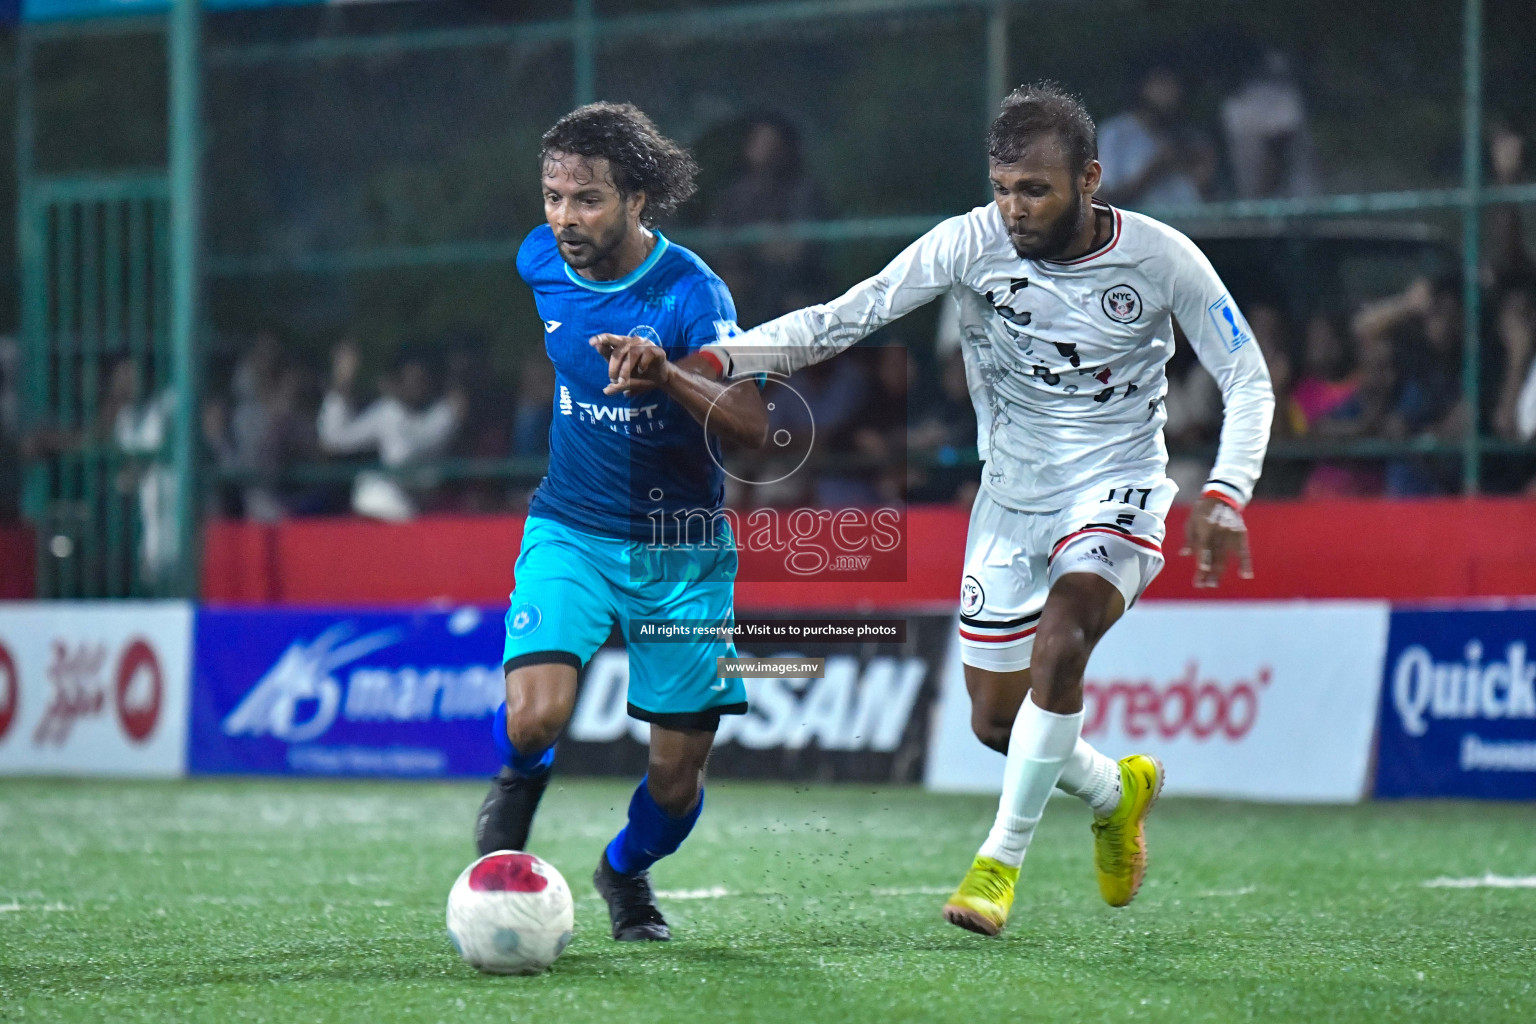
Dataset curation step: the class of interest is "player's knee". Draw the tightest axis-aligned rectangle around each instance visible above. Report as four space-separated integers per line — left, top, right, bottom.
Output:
504 693 565 752
969 706 1011 754
645 761 703 817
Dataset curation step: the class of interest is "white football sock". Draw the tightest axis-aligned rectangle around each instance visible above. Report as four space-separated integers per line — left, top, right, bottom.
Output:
977 698 1083 868
1056 737 1123 818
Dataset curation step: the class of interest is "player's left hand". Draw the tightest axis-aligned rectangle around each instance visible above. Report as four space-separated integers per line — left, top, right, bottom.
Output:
590 333 672 394
1179 496 1253 589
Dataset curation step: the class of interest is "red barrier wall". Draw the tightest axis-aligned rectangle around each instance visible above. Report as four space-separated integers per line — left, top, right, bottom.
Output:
202 498 1536 608
0 524 34 599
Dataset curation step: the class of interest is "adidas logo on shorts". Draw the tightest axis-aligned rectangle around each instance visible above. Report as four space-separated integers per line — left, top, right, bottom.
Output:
1081 544 1114 566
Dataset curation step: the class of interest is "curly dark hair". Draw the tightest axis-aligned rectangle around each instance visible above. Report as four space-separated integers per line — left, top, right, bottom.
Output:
986 81 1098 178
540 102 699 226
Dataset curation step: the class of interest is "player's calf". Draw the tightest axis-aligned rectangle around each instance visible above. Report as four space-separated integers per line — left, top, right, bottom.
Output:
474 701 556 856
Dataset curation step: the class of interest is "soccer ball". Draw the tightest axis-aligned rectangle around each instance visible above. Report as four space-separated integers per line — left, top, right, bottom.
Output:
446 851 574 975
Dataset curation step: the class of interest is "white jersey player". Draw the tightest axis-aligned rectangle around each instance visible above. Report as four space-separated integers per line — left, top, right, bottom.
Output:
594 83 1274 937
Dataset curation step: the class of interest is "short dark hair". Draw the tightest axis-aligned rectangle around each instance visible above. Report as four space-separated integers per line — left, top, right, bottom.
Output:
986 81 1098 179
540 102 699 226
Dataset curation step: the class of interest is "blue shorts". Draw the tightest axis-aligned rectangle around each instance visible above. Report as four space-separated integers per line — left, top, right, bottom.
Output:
502 515 747 729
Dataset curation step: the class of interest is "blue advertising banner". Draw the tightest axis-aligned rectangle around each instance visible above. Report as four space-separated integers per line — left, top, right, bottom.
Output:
1376 607 1536 799
190 606 947 781
190 606 505 777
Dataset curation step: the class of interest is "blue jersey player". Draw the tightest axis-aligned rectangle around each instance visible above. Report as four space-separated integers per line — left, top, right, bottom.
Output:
474 103 768 943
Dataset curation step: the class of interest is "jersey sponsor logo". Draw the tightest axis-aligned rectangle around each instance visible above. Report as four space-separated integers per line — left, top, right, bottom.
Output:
558 386 573 416
1102 284 1142 323
1083 663 1271 741
642 287 677 312
544 320 562 333
1207 295 1252 352
573 400 661 424
506 604 542 640
1391 641 1536 738
960 576 985 617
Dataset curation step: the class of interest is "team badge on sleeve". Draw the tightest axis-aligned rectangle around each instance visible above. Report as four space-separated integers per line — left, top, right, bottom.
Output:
1207 295 1253 352
506 604 543 639
1101 285 1142 324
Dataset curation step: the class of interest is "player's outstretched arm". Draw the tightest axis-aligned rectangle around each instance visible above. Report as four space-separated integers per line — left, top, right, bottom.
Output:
702 217 970 378
589 334 768 449
1168 232 1274 588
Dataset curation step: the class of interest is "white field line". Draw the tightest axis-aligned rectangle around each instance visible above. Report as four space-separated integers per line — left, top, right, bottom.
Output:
655 886 734 900
1422 873 1536 889
597 884 956 902
0 902 72 913
1198 886 1258 897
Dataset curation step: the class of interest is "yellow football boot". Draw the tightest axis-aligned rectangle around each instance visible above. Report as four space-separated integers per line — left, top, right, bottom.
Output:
1091 754 1165 907
941 855 1019 936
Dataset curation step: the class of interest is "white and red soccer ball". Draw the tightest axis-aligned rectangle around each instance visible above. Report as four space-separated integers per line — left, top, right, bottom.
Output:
446 851 574 975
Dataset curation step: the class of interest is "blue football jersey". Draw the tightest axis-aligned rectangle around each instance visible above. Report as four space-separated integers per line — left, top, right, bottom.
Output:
518 225 739 541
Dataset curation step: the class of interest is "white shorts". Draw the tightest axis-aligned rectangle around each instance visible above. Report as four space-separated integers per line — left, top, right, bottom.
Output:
958 480 1175 673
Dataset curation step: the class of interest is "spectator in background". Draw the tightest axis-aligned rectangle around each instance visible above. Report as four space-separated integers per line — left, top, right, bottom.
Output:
1353 277 1467 495
1098 64 1216 207
736 356 866 508
837 345 911 506
1493 287 1536 449
1293 312 1386 496
709 114 828 327
1486 124 1534 294
108 357 178 585
511 357 555 459
507 356 556 513
1221 48 1319 200
908 347 980 506
1482 123 1536 492
225 337 319 521
1161 323 1223 501
318 339 464 521
1244 302 1311 498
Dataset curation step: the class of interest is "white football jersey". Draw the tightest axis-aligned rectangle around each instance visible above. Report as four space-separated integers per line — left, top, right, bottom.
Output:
705 200 1275 511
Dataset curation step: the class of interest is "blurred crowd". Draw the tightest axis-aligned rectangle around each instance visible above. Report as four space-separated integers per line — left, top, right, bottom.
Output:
7 85 1536 530
1164 124 1536 500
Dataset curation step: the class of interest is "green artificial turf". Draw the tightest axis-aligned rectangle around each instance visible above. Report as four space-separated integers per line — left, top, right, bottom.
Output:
1 778 1533 1023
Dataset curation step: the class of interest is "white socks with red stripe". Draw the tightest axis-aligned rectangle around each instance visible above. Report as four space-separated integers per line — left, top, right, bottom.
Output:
977 698 1082 869
1057 738 1123 818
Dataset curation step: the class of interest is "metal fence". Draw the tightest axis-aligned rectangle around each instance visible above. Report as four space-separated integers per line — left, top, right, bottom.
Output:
15 0 1536 597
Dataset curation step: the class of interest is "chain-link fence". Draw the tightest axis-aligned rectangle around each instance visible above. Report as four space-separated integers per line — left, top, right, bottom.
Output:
12 0 1536 595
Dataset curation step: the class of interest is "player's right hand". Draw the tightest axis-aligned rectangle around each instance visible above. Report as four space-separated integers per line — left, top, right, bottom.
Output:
590 333 671 395
1180 495 1254 589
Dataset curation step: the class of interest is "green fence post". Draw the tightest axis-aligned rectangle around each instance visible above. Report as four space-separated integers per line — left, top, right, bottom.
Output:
1460 0 1483 495
170 0 204 597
